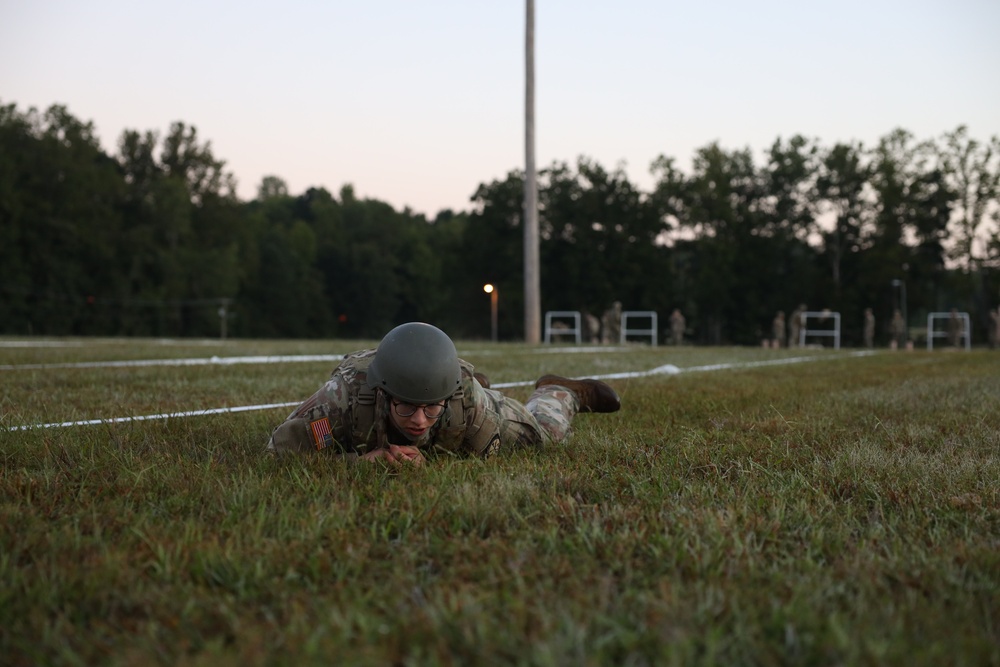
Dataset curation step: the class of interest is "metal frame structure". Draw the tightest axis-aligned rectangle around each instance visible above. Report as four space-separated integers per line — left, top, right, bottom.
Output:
926 312 971 350
543 311 582 344
620 311 658 346
798 311 841 349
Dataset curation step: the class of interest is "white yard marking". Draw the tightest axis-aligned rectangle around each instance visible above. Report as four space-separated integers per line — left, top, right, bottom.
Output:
9 350 875 431
0 347 622 370
11 403 301 431
0 338 227 348
490 351 874 388
1 354 345 371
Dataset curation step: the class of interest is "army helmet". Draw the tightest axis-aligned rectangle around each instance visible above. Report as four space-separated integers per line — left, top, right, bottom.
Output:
367 322 462 404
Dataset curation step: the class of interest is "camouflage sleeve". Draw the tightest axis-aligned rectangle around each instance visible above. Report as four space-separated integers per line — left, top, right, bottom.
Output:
460 379 504 458
266 372 353 455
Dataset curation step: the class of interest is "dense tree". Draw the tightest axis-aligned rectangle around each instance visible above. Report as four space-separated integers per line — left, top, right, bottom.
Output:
759 136 825 331
540 159 659 317
906 166 953 316
815 141 873 305
257 175 289 201
463 171 527 340
2 99 997 344
936 126 1000 271
761 135 821 241
934 127 1000 336
664 143 777 343
114 122 241 336
863 130 937 332
0 103 124 334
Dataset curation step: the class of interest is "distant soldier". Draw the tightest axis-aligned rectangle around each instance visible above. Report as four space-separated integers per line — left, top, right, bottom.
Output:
890 309 906 350
772 311 786 348
991 307 1000 350
548 320 572 342
583 311 601 344
601 301 622 344
669 309 686 345
788 304 805 348
863 307 875 349
948 308 963 348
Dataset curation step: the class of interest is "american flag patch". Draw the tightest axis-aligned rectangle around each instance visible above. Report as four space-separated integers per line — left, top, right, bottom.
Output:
310 418 334 450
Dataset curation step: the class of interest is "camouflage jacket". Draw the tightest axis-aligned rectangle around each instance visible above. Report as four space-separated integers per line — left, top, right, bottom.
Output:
266 349 501 458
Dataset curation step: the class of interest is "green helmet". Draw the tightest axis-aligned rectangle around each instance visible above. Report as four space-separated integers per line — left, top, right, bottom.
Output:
367 322 462 403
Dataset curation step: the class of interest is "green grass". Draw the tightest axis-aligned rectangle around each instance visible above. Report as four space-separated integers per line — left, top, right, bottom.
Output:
1 339 998 666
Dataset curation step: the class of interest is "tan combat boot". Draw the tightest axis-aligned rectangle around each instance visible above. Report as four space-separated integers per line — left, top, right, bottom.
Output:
473 372 491 389
534 375 621 413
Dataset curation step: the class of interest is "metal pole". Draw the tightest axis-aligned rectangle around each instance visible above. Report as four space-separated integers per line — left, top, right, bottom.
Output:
491 289 498 343
523 0 540 343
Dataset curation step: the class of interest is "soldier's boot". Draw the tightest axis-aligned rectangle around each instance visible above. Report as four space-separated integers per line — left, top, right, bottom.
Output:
473 372 491 389
534 375 621 413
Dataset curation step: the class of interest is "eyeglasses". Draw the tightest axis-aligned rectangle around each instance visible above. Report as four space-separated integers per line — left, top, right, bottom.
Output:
391 400 446 420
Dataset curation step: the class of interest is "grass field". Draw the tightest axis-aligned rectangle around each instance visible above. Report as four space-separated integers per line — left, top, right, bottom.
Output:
1 338 998 666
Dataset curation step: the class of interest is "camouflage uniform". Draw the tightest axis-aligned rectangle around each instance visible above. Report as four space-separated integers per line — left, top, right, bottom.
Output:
890 309 906 348
267 349 580 459
788 305 805 348
583 311 601 343
863 308 875 349
772 311 786 348
991 308 1000 350
948 309 963 348
669 309 685 345
601 301 622 344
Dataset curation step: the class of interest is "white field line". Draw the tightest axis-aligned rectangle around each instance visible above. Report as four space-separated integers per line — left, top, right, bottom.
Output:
8 403 303 431
8 350 875 432
490 351 875 388
0 347 625 371
0 338 228 348
0 354 346 371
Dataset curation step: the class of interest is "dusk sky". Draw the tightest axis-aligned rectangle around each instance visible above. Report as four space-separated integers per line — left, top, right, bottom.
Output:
3 0 998 217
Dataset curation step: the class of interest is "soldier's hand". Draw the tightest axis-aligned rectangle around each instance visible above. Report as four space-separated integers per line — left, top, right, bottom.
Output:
362 444 425 466
387 444 424 466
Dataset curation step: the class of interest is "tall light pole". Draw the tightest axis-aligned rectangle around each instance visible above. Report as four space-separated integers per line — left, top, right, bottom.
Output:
523 0 540 343
484 284 498 342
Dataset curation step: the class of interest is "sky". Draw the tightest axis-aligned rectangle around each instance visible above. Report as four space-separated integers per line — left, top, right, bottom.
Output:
2 0 999 218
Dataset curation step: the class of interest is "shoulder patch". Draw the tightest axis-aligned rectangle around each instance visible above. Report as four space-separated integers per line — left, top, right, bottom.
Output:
310 418 334 451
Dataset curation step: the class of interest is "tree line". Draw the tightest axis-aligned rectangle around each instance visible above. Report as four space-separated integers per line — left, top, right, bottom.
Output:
2 101 998 345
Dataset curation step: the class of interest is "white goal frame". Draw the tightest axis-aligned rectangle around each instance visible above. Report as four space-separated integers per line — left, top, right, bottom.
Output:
544 311 582 344
620 311 658 346
926 312 971 350
798 311 841 349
